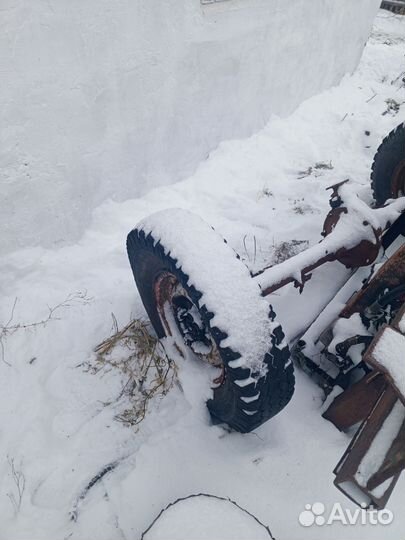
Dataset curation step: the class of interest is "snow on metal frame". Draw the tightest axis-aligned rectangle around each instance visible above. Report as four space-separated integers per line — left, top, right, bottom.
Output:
255 185 405 294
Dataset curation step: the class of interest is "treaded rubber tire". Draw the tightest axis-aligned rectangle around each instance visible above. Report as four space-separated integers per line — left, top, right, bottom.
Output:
127 227 295 433
371 122 405 206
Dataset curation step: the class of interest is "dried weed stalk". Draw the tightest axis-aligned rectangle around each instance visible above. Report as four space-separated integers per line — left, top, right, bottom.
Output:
297 161 333 179
272 239 309 264
0 291 92 365
91 317 177 428
6 456 26 515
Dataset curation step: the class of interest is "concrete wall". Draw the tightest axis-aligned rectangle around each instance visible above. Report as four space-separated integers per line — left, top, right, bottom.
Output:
0 0 381 253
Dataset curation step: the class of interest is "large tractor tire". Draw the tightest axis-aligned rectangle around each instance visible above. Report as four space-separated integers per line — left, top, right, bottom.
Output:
127 209 294 433
371 122 405 206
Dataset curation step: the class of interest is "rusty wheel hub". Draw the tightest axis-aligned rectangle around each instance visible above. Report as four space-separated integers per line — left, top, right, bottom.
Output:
154 272 224 385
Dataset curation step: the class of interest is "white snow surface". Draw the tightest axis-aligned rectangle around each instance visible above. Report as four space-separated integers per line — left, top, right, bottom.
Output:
142 495 271 540
138 208 276 376
1 11 405 540
372 327 405 401
0 0 381 255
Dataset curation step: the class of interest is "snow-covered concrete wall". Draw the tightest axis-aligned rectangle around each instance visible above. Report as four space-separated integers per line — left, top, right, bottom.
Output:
0 0 381 253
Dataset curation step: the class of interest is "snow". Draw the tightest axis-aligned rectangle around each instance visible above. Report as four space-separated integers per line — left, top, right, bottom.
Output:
142 495 271 540
1 10 405 540
372 327 405 400
0 0 380 255
356 401 405 491
138 208 277 378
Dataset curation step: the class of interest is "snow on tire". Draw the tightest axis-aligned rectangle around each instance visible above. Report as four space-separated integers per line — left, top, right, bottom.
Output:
371 122 405 206
127 208 294 433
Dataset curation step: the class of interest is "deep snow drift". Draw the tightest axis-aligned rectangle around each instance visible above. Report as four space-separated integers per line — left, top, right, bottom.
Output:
1 10 405 540
0 0 380 255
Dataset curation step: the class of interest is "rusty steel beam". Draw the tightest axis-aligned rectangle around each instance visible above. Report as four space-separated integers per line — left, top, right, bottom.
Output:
333 384 403 509
327 315 405 509
323 372 387 431
367 420 405 490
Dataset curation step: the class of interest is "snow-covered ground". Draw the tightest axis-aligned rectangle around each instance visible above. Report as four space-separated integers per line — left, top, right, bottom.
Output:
1 10 405 540
142 494 273 540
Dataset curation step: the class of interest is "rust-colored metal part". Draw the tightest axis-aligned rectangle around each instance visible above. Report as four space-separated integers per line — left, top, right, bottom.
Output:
322 181 382 268
321 207 347 237
391 159 405 198
213 368 226 386
333 384 402 509
260 252 335 296
336 235 381 269
326 179 350 207
154 271 178 337
365 324 405 405
154 271 224 376
322 180 382 267
323 372 387 431
260 220 381 296
258 181 388 296
340 243 405 318
324 208 381 268
367 419 405 491
328 320 405 509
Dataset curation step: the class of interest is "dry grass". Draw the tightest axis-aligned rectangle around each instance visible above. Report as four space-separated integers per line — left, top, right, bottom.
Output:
257 186 274 200
272 239 309 264
297 161 333 179
90 317 177 428
383 98 403 116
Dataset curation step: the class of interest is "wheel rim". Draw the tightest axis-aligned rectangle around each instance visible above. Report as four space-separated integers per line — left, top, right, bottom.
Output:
391 159 405 198
154 271 225 386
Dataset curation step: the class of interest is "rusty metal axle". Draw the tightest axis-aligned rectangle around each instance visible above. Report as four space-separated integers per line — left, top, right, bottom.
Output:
254 181 405 296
